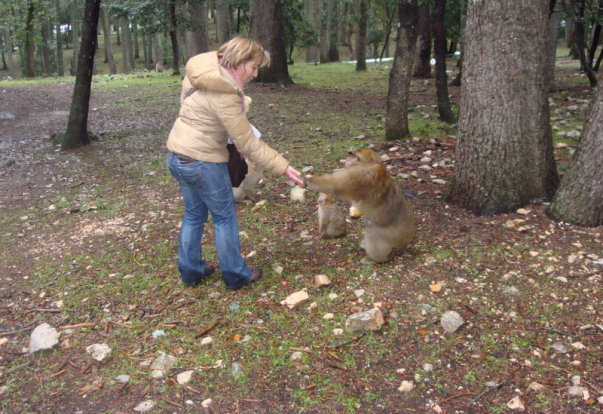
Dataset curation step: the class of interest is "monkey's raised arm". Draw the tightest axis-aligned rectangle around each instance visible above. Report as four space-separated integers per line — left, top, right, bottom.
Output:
306 168 368 203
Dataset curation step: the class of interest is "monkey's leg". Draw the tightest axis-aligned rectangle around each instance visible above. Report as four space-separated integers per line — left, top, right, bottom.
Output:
362 227 392 264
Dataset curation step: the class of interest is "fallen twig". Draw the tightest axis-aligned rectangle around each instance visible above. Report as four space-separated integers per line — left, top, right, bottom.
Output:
0 325 36 336
471 381 508 403
1 361 32 377
194 319 220 338
164 399 184 409
60 322 95 330
323 332 367 349
24 308 62 314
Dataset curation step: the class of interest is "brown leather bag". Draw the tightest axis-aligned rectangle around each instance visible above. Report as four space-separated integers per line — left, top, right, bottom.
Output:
226 143 248 187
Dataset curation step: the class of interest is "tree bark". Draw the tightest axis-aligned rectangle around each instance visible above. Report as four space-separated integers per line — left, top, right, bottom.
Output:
574 0 597 87
24 0 36 77
385 0 419 140
414 2 432 78
54 0 64 76
355 0 368 71
319 0 329 63
447 0 558 215
249 0 293 84
3 29 17 77
432 0 455 123
100 7 116 74
216 0 230 45
62 0 101 150
547 74 603 226
41 18 53 76
305 0 320 62
184 0 209 60
70 4 80 75
327 0 339 61
119 16 131 73
168 0 180 75
545 0 561 91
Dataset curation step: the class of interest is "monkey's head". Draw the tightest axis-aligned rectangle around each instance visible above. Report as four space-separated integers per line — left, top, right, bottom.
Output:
345 149 382 168
317 192 333 204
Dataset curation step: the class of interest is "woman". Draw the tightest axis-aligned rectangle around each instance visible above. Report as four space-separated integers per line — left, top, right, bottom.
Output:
167 37 304 290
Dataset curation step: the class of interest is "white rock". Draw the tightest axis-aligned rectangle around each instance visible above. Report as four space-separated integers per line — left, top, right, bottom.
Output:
150 352 177 379
29 323 60 354
328 293 338 300
568 385 589 400
398 380 414 392
201 398 212 408
272 264 284 274
114 375 130 384
290 351 303 361
200 337 214 346
323 313 335 320
507 396 525 411
333 328 344 336
354 289 365 298
552 343 568 353
345 308 384 332
281 290 310 309
597 395 603 405
176 370 194 385
432 179 447 185
503 286 520 296
314 274 331 287
440 311 464 333
571 342 586 350
86 343 112 362
423 363 433 372
529 382 544 391
133 400 155 412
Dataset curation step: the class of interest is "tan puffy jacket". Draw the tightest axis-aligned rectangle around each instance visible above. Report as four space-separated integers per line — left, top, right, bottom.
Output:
166 51 289 176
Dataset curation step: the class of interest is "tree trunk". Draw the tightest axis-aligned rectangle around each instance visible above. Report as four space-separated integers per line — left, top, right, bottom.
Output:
24 1 36 77
414 2 432 78
447 0 558 215
3 29 17 77
305 0 320 62
119 16 131 73
54 0 64 76
355 0 368 71
432 0 455 123
132 21 139 59
184 0 209 60
385 0 419 140
62 0 101 150
168 0 180 75
41 18 53 76
70 4 80 75
327 0 339 61
547 73 603 226
565 17 580 59
153 35 164 71
574 0 597 87
319 0 329 63
249 0 293 84
450 0 466 86
100 7 116 75
545 0 561 91
216 0 230 45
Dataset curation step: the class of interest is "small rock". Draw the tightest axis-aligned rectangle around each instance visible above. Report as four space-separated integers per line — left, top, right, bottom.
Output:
418 303 437 314
552 343 568 353
597 395 603 405
398 380 414 392
432 179 447 185
150 352 177 379
177 370 194 385
152 329 165 339
507 396 525 411
290 351 303 361
517 208 531 215
354 289 365 298
529 382 544 391
29 323 60 354
0 386 8 396
333 328 344 335
133 400 155 412
555 276 568 283
114 375 130 384
568 385 589 400
440 311 464 333
200 337 214 346
345 308 384 332
86 343 112 363
503 286 520 296
328 293 338 300
323 313 334 320
571 342 586 350
231 362 243 378
423 363 433 372
314 274 331 287
429 283 442 293
281 290 310 309
272 264 284 274
201 398 212 408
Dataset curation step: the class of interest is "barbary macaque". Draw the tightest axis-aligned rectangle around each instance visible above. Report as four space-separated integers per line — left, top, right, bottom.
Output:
317 192 347 238
306 149 416 264
232 160 264 202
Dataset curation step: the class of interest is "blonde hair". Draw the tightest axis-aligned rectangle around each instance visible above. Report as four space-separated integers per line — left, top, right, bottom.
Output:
217 37 271 70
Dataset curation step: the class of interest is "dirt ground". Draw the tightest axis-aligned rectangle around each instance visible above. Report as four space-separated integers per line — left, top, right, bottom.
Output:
1 74 602 413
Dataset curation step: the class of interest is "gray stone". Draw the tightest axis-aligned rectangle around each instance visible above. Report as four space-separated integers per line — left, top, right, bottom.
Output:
418 303 437 314
503 286 520 296
177 370 194 385
114 375 130 384
552 343 568 353
345 308 384 332
440 311 464 333
86 343 112 362
29 323 60 354
150 352 177 379
0 112 15 120
133 400 155 412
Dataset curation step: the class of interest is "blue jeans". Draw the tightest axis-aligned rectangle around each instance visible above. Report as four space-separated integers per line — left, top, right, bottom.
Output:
167 152 252 289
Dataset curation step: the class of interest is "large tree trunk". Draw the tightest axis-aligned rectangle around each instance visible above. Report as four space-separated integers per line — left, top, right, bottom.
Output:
447 0 558 215
24 1 36 77
249 0 293 84
305 0 320 62
215 0 230 45
2 29 17 77
547 74 603 226
327 0 339 61
70 4 80 75
413 3 432 78
385 0 419 140
55 0 64 76
184 0 209 60
545 0 561 91
355 0 368 71
433 0 456 123
100 7 116 75
573 0 597 87
41 19 53 76
62 0 101 150
319 0 329 63
168 0 180 75
119 16 131 73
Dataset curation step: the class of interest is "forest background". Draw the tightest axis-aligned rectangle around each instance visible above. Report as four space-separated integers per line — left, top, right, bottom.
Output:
0 0 602 413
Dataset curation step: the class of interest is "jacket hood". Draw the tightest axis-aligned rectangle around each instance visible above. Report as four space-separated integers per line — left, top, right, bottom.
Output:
185 51 242 95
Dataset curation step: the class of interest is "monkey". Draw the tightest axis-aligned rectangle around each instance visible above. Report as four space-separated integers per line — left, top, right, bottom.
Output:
317 192 347 238
232 159 264 202
306 149 416 264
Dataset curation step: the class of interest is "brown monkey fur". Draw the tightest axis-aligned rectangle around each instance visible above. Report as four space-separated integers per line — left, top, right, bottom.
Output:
317 192 347 238
306 149 416 264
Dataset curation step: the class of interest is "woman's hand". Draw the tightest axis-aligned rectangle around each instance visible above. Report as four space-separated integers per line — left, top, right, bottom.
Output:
284 166 305 186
